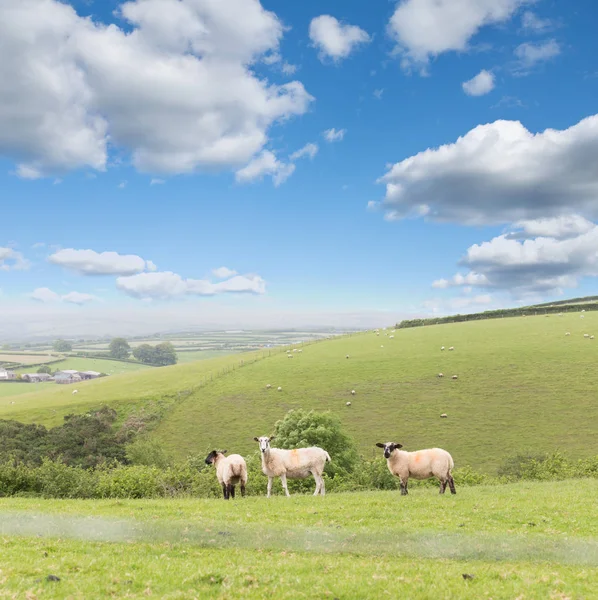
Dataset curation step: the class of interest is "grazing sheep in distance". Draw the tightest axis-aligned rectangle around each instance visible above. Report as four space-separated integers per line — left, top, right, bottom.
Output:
346 354 350 359
277 386 282 391
380 345 384 348
441 346 445 351
288 354 294 358
452 375 458 380
591 336 595 340
440 413 448 418
266 384 272 389
437 373 444 378
565 332 571 336
375 442 455 495
205 450 248 500
389 335 394 339
346 401 351 407
298 349 303 353
254 436 331 497
449 346 455 351
584 334 590 338
72 390 78 395
351 389 356 395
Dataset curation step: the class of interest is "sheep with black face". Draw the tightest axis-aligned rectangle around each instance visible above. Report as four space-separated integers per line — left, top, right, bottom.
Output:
375 442 456 496
204 450 248 500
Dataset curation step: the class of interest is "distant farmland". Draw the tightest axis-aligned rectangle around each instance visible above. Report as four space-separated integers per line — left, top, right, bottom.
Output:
0 353 59 365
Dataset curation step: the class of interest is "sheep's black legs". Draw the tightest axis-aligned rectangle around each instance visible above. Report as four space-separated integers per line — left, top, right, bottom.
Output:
440 479 448 494
448 476 456 494
400 480 408 495
240 484 246 497
222 483 229 500
229 484 235 499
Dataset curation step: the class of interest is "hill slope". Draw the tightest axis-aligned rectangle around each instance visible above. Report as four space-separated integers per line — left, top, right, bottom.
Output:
153 313 598 472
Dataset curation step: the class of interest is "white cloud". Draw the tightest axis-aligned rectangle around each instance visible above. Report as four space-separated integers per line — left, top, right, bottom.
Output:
512 39 560 74
373 88 384 100
434 218 598 294
281 62 297 75
49 248 156 275
308 15 370 62
150 178 165 185
32 242 46 249
388 0 531 71
62 291 97 305
323 128 346 142
118 181 127 189
462 69 495 96
30 287 98 304
376 114 598 225
235 150 295 186
30 287 61 303
521 11 553 33
0 247 30 271
116 271 266 299
507 215 595 240
290 143 318 161
0 0 313 178
212 267 238 279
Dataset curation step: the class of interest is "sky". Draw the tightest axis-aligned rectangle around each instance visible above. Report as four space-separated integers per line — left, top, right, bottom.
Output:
1 0 598 339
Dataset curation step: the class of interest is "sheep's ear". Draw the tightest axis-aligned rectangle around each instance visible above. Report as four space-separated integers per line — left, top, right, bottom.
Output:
393 443 403 449
269 436 275 441
253 437 259 442
375 443 385 448
221 450 228 454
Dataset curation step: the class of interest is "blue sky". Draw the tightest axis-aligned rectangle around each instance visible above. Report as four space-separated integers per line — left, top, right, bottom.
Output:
1 0 598 337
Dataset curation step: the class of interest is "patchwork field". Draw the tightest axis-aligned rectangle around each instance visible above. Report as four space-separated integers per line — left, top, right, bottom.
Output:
0 352 59 365
1 480 597 598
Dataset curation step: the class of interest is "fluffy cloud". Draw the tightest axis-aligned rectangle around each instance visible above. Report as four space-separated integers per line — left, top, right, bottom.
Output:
290 143 318 161
462 69 495 96
150 178 165 185
323 128 346 143
309 15 370 62
434 218 598 294
235 150 295 186
376 114 598 225
0 247 30 271
212 267 238 279
116 271 266 299
512 39 560 74
49 249 156 275
0 0 312 178
388 0 531 70
30 288 96 304
507 215 595 240
520 11 553 33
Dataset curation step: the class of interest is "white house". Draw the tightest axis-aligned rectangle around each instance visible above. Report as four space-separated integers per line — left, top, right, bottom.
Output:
0 368 17 381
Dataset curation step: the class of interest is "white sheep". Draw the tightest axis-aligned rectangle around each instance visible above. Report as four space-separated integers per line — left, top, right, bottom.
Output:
288 354 294 358
437 373 444 378
277 386 282 391
452 375 458 380
254 436 331 497
441 346 445 351
351 389 356 395
292 349 297 353
565 332 571 336
591 336 595 340
584 334 590 338
449 346 455 351
346 354 350 359
389 335 394 339
380 345 384 348
266 384 272 389
440 413 448 418
204 450 248 500
376 442 455 495
298 349 303 353
346 401 352 407
72 389 78 395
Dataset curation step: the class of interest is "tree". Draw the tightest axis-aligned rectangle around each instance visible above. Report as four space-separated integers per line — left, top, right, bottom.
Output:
153 342 177 366
53 339 72 352
273 409 359 474
37 365 52 374
133 344 155 364
109 337 131 359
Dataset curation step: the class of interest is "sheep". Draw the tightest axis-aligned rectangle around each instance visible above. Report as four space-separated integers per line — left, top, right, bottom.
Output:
389 335 395 339
380 345 384 348
441 346 445 351
581 314 585 319
437 373 444 378
565 332 571 336
253 436 331 497
452 375 458 380
266 384 272 389
298 349 303 353
440 413 448 418
277 386 282 391
287 354 294 358
584 334 590 338
346 354 350 359
292 349 297 353
204 450 248 500
351 389 356 395
72 389 78 395
346 401 352 407
591 336 595 340
448 346 455 351
375 442 455 495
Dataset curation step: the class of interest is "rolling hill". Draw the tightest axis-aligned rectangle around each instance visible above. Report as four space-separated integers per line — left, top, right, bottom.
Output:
2 313 598 473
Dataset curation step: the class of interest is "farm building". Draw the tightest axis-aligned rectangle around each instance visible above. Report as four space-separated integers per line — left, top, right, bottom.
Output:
79 370 102 380
21 373 53 383
0 368 17 380
54 372 82 385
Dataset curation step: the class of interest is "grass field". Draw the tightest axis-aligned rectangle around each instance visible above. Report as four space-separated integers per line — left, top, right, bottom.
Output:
12 356 152 376
175 349 240 363
0 352 58 365
1 480 597 598
2 313 598 472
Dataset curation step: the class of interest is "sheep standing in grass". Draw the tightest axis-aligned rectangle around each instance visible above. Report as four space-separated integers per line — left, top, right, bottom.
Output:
253 436 331 497
266 384 272 389
375 442 455 495
351 389 356 395
72 389 78 395
204 450 248 500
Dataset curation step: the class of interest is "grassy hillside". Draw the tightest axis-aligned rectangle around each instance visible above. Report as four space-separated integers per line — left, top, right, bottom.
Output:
1 480 597 598
153 313 598 472
0 349 275 426
3 313 598 473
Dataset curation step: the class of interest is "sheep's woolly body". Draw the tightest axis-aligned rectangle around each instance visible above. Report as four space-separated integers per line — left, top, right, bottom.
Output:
261 447 330 479
213 453 247 487
386 448 453 481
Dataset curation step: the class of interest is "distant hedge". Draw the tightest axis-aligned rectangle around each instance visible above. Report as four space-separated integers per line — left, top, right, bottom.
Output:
397 302 598 329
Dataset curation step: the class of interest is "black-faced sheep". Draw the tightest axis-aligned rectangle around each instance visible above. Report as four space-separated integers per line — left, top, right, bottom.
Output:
205 450 248 500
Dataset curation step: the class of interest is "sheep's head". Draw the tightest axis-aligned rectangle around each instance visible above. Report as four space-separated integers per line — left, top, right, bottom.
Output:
376 442 403 459
254 436 274 453
204 450 227 465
